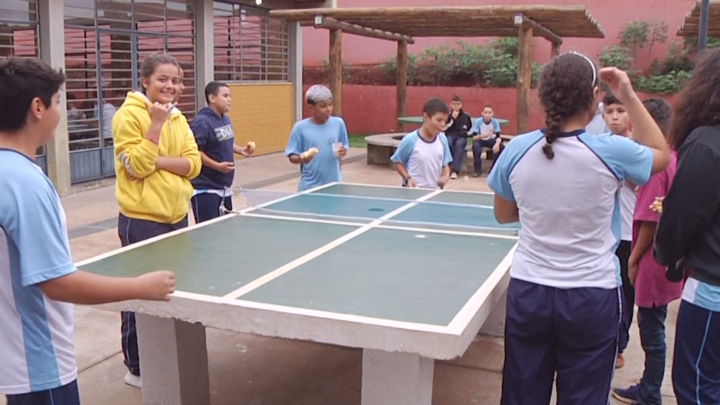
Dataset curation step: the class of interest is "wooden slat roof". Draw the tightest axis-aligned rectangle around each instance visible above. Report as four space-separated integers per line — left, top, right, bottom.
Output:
677 0 720 37
270 6 605 38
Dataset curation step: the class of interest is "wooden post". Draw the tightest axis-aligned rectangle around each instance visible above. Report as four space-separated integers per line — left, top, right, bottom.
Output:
516 26 533 135
329 29 343 116
551 42 560 58
396 40 408 133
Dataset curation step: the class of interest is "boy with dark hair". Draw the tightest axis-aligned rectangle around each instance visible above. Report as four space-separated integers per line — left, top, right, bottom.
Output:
469 104 503 177
445 95 473 179
603 91 636 368
391 98 452 189
612 98 683 405
191 81 255 223
0 58 175 405
285 85 349 191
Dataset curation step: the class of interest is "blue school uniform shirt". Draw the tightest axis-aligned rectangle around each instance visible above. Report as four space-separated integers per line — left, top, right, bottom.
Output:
285 117 349 191
471 117 501 139
0 149 77 395
390 131 452 189
487 130 653 289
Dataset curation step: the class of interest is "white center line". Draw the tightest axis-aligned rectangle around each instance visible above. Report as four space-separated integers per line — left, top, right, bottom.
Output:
222 189 444 300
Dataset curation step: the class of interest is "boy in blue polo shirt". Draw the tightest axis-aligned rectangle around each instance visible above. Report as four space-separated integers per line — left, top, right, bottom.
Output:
470 104 503 177
0 57 175 405
191 81 255 223
391 98 453 189
285 85 349 191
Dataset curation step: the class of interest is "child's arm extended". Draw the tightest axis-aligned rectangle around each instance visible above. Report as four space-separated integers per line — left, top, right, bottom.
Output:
393 163 416 187
390 135 416 186
629 221 657 286
40 270 175 305
437 165 450 188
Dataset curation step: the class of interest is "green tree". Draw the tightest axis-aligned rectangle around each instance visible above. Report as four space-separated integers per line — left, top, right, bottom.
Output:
598 46 633 71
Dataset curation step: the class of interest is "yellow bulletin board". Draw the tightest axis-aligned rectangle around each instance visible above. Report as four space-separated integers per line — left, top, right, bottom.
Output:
226 82 294 157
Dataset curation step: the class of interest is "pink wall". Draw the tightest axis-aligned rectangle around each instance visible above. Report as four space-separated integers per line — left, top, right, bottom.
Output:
302 84 676 135
302 0 696 71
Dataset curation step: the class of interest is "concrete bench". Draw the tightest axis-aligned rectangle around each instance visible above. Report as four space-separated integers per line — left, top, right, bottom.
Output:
366 133 512 173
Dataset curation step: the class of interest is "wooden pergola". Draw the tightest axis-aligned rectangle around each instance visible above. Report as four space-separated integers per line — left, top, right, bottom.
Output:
677 0 720 38
270 6 605 134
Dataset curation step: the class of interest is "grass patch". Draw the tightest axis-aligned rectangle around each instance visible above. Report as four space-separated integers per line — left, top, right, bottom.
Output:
349 133 370 149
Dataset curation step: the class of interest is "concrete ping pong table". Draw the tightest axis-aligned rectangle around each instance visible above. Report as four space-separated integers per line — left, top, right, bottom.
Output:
78 182 520 405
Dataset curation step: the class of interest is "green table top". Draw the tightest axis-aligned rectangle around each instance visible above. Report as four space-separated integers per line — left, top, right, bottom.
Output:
80 183 519 328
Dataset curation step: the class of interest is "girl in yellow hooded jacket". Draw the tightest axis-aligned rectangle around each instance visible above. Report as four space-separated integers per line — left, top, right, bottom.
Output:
111 52 201 387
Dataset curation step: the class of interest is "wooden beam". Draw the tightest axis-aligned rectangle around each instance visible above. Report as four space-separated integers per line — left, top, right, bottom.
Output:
514 13 562 46
551 42 561 58
516 25 533 135
396 41 408 133
329 29 343 117
313 16 415 44
270 6 606 38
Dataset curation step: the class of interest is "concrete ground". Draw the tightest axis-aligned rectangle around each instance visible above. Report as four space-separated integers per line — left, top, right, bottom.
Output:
2 149 678 405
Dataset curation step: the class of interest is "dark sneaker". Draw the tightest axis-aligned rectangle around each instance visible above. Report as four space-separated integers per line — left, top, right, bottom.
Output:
471 172 481 178
612 384 639 404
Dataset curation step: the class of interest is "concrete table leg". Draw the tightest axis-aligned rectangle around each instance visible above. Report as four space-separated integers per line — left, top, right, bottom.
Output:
361 349 434 405
136 314 211 405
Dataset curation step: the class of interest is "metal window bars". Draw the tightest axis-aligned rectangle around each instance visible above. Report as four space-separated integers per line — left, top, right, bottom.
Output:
213 1 289 82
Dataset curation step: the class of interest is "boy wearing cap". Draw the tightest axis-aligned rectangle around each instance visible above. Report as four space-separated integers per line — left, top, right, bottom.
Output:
285 85 349 191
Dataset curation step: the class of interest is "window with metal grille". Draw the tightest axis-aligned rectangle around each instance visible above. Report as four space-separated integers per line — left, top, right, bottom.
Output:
1 0 44 166
64 0 196 122
213 1 289 82
0 0 39 58
62 0 196 183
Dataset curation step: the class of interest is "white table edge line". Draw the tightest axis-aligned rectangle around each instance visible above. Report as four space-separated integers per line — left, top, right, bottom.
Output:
446 243 518 332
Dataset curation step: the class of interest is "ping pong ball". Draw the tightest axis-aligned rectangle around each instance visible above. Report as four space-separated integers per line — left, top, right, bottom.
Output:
255 0 262 4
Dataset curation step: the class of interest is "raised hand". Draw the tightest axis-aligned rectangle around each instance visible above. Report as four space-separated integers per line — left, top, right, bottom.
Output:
599 67 636 104
149 102 175 126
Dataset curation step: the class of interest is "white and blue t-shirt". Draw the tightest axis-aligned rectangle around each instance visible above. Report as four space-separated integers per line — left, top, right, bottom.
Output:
683 278 720 313
285 117 349 192
0 149 77 395
471 118 501 140
390 131 452 189
487 130 654 289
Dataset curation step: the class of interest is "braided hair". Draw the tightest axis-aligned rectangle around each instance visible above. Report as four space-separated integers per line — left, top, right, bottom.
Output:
537 52 598 159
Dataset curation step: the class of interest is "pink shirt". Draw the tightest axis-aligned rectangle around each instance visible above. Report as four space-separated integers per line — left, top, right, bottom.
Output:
632 150 684 308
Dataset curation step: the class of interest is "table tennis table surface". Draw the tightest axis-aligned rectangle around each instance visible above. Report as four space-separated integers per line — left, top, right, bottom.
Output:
79 182 519 360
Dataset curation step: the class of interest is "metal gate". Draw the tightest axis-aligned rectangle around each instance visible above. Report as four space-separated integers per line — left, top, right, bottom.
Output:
0 0 44 171
64 0 196 184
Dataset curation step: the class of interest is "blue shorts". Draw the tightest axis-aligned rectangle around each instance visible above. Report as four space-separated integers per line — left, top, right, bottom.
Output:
6 380 80 405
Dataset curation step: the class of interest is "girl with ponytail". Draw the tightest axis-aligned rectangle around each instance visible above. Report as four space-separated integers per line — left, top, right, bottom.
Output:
487 53 670 404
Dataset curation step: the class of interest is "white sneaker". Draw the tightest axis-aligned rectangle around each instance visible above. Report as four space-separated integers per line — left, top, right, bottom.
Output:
450 172 458 179
124 372 142 389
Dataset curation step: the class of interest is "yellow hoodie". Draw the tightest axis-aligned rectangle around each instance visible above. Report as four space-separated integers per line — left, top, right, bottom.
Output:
112 91 201 224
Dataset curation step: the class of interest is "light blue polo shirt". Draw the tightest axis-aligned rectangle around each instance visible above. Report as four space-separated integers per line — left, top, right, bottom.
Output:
285 116 350 192
488 130 654 289
472 117 501 140
0 149 77 395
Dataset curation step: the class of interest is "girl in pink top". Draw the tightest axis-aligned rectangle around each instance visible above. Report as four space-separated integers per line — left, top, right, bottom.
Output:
613 98 684 405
